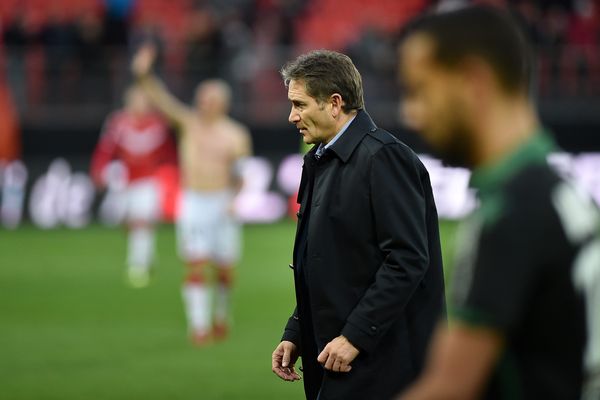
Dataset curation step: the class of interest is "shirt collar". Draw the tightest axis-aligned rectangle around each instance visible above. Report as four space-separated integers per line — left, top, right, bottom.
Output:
315 115 357 158
469 128 557 194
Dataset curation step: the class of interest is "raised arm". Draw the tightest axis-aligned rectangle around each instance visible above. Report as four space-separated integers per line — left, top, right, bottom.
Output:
131 44 191 126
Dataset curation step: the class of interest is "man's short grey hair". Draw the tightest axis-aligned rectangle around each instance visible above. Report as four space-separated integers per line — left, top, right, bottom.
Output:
281 50 364 113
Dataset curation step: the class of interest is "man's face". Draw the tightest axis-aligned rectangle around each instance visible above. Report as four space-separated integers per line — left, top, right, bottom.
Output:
399 34 475 167
195 83 228 118
287 79 336 145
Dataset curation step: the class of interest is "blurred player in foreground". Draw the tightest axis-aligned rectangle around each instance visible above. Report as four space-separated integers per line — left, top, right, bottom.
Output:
132 44 252 345
91 86 177 287
397 5 600 400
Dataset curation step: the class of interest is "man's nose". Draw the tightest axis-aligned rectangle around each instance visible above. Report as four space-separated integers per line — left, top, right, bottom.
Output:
289 108 300 124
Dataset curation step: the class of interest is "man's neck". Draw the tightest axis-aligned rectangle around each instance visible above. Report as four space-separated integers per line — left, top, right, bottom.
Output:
472 97 539 168
198 112 225 126
323 110 358 145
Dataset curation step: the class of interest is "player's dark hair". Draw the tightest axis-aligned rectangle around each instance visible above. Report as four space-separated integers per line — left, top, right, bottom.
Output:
281 50 364 113
403 5 532 95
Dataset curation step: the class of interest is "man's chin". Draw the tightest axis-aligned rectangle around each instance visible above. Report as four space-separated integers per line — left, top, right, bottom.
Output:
302 136 315 145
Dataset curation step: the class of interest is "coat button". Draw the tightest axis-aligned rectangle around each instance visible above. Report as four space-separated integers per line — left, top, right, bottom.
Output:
370 326 377 332
293 315 299 321
288 263 295 270
296 211 302 219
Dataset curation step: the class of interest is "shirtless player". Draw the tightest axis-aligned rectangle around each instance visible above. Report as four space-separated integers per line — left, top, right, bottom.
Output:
132 44 252 345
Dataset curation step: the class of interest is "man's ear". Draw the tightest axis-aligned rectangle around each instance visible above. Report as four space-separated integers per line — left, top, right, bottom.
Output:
460 56 495 110
330 93 344 118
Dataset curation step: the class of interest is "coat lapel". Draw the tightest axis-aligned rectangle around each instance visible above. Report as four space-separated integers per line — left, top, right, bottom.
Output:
293 146 318 267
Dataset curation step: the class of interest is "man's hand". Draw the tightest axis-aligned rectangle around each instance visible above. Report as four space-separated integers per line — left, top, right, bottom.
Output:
272 341 302 381
317 335 359 373
131 43 157 77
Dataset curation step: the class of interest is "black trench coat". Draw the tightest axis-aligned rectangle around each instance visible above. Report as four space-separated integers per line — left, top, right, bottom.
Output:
281 110 445 400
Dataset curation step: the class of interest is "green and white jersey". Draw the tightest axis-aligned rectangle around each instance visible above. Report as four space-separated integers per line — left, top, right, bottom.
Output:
450 131 600 400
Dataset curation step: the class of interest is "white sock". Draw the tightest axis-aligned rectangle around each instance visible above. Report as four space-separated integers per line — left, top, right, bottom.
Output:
127 227 155 270
214 284 231 325
182 283 210 334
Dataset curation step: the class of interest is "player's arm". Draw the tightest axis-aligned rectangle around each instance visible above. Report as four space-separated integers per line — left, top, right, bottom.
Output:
231 127 253 195
131 44 191 127
397 323 503 400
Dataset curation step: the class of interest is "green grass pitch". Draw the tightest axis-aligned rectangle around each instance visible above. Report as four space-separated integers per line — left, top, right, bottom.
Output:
0 220 458 399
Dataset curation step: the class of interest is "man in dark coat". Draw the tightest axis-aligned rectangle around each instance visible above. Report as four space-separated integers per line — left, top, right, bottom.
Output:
271 50 446 400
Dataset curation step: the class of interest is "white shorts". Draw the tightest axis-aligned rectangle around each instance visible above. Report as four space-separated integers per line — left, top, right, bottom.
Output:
176 190 241 266
126 178 161 222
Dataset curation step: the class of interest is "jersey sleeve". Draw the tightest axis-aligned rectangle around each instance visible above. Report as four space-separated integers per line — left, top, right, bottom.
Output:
450 197 544 335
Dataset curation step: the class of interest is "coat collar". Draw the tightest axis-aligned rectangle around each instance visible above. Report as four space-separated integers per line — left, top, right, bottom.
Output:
327 110 377 163
302 109 377 164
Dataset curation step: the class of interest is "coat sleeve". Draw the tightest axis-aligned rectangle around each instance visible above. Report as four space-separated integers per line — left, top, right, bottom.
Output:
341 144 431 354
281 307 301 349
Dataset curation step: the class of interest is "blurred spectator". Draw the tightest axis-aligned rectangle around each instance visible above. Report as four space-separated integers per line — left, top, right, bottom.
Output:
104 0 135 101
563 0 600 95
247 1 300 122
0 0 599 126
103 0 134 48
538 4 570 95
512 0 544 48
2 9 39 109
74 9 107 103
219 8 254 90
39 5 78 103
184 6 223 99
347 27 398 110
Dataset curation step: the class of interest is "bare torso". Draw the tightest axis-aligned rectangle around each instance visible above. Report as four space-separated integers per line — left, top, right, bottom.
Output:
179 114 250 192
